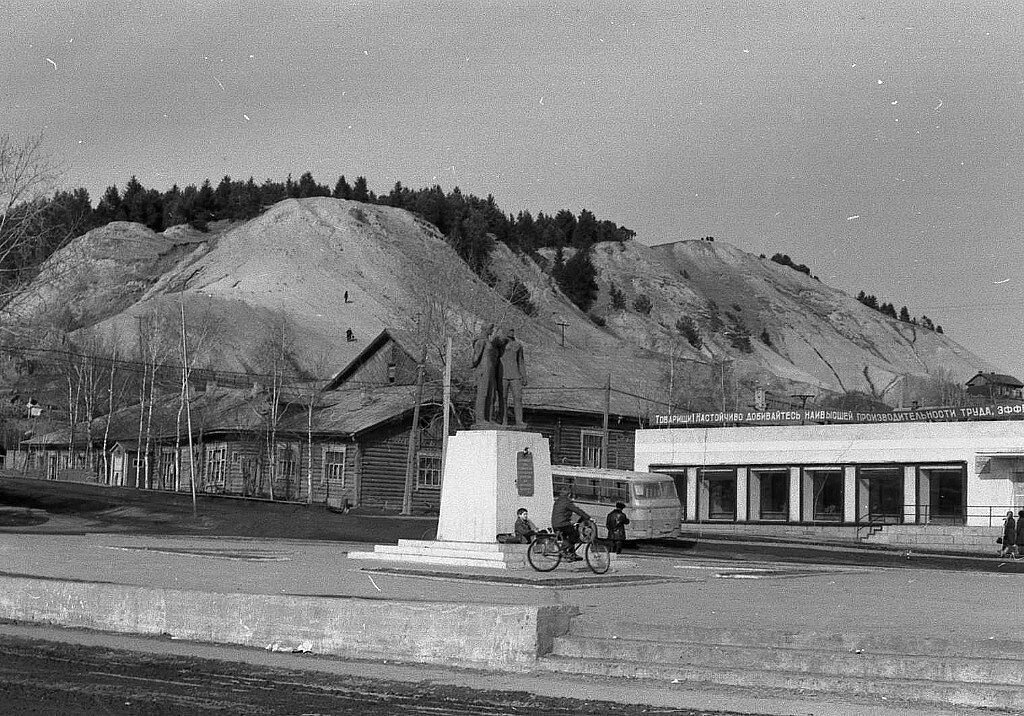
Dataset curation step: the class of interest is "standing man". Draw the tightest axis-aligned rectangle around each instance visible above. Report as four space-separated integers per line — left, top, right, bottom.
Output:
500 328 527 426
471 323 500 424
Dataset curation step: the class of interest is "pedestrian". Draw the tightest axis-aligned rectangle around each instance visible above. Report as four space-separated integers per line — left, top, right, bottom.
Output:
999 510 1016 557
1016 510 1024 560
346 328 354 342
606 501 630 554
513 507 537 544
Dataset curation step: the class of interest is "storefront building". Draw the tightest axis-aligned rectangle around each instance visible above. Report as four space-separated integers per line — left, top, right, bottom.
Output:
635 421 1024 527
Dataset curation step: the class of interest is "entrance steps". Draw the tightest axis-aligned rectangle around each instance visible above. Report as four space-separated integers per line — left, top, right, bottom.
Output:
539 621 1024 712
347 539 528 570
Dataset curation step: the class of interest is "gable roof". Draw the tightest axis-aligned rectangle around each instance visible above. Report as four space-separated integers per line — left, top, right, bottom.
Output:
967 372 1024 388
323 328 426 391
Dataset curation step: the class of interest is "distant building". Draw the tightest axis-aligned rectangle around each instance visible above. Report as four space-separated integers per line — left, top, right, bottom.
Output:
965 372 1024 401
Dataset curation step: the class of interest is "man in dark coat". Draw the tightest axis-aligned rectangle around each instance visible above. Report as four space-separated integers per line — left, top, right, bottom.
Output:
606 501 630 554
1000 511 1016 557
551 486 590 561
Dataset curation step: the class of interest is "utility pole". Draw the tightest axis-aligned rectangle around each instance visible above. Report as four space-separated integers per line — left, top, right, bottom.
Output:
556 320 569 347
601 374 611 468
441 337 452 481
401 346 428 515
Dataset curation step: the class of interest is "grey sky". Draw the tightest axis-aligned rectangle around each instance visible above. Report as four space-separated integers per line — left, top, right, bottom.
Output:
5 0 1022 379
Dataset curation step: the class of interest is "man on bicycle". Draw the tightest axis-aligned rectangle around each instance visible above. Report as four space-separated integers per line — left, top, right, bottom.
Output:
551 485 590 561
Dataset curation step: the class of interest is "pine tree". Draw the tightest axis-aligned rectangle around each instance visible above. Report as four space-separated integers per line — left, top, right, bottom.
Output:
352 176 370 202
333 175 352 199
555 246 599 312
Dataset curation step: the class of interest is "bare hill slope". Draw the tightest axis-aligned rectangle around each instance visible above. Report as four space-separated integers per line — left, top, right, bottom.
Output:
4 197 998 411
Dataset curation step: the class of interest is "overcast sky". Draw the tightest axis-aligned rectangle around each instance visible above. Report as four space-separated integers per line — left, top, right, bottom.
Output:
5 0 1023 380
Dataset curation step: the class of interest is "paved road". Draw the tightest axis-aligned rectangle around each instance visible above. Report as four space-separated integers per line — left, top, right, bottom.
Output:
0 625 742 716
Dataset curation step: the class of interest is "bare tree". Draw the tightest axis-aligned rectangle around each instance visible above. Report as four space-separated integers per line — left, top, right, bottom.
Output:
254 315 297 501
0 133 57 301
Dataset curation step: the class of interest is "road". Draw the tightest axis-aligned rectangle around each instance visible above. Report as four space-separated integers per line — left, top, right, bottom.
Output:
0 625 745 716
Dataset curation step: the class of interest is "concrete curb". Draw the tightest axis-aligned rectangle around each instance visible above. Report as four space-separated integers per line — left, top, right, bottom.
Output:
0 574 577 668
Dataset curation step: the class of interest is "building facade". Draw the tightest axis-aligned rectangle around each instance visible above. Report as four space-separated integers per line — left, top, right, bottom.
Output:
635 421 1024 528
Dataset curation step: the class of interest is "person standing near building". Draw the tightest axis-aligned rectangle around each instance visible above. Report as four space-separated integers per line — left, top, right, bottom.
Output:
1016 510 1024 559
999 511 1016 557
606 501 630 554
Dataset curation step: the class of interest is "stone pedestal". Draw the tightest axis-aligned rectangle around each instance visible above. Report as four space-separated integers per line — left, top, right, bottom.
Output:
348 430 554 570
436 430 554 542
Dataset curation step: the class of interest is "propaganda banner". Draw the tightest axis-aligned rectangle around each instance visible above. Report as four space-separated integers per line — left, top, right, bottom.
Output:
652 402 1024 427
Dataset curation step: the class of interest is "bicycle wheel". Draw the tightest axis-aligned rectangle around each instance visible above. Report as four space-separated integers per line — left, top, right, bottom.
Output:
527 535 562 572
585 541 611 574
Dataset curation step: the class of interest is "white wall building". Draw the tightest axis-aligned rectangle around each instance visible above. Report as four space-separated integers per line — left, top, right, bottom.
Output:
635 421 1024 528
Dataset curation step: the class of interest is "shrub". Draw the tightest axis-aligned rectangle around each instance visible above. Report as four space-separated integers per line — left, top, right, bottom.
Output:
633 293 653 315
676 316 701 348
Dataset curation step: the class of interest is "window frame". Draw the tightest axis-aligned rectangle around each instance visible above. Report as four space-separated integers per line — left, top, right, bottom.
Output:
416 451 443 489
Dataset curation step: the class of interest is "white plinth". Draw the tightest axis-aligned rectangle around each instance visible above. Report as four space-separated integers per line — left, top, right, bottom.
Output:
436 430 554 543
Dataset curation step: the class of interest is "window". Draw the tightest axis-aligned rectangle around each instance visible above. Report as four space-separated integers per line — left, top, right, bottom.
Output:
581 430 604 468
752 468 789 521
276 444 296 481
323 447 346 487
417 452 442 488
700 467 737 521
204 444 227 490
809 468 843 521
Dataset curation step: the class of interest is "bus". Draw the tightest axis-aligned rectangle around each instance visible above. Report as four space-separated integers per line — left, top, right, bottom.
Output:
550 465 681 541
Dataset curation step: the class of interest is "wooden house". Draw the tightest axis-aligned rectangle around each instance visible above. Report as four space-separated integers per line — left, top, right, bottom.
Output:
965 372 1024 401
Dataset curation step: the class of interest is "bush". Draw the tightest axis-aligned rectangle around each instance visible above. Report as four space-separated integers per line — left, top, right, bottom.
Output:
609 283 626 310
676 316 701 348
505 277 537 316
588 312 606 327
633 293 652 315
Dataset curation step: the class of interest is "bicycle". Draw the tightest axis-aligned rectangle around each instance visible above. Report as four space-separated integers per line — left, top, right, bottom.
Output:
526 518 611 574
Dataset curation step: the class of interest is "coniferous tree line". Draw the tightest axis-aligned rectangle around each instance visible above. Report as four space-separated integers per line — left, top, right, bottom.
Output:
7 172 635 315
855 291 942 333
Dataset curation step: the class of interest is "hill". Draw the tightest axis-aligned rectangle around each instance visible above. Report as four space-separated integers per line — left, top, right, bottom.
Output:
0 197 998 415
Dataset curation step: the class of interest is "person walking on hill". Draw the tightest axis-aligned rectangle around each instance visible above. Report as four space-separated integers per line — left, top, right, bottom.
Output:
999 510 1016 557
605 501 630 554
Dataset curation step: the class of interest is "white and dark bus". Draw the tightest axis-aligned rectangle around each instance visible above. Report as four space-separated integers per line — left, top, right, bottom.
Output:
550 465 681 540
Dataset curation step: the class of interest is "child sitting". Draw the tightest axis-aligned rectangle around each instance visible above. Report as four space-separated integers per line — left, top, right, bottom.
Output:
514 507 538 543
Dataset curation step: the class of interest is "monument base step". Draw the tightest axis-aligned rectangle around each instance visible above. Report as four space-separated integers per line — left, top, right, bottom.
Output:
347 540 529 570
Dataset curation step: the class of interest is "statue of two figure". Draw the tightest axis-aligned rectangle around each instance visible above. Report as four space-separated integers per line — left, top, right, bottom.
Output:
471 323 527 427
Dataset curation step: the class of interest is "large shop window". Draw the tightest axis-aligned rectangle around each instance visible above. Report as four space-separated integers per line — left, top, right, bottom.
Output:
858 465 904 524
700 467 737 521
921 466 965 524
808 468 843 521
751 468 789 521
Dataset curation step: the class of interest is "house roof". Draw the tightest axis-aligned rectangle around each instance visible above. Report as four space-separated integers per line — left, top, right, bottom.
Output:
967 372 1024 388
323 328 426 391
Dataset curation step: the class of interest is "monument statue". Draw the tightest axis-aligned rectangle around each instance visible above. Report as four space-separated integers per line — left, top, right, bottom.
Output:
471 323 501 424
499 327 527 426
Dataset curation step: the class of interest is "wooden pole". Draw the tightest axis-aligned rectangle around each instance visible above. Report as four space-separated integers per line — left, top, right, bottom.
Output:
441 337 452 480
601 373 610 468
401 346 428 515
